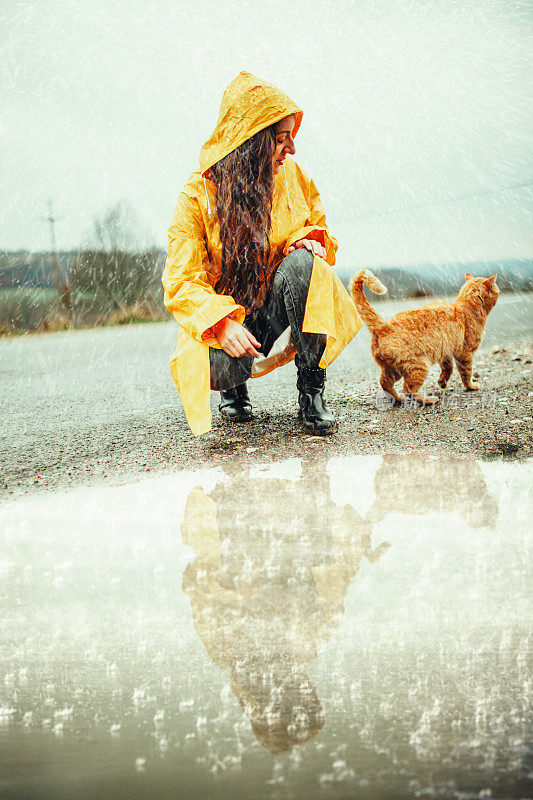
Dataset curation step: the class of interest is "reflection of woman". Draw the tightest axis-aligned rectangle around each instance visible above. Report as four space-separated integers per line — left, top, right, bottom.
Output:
162 71 361 436
181 461 386 753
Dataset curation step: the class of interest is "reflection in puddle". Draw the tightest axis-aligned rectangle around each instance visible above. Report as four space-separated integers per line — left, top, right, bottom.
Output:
181 460 389 754
0 455 530 799
366 454 499 529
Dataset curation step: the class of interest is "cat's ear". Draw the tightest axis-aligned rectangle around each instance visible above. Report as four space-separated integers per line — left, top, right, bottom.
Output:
465 273 473 281
484 274 497 288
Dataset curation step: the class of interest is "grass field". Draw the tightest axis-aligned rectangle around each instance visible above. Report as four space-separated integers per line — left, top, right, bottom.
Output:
0 287 167 334
0 287 58 332
0 287 57 303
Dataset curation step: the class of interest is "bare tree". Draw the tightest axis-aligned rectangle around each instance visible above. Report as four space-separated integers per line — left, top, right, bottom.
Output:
70 201 161 311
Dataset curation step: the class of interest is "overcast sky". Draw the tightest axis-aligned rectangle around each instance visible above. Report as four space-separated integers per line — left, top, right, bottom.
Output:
1 0 532 265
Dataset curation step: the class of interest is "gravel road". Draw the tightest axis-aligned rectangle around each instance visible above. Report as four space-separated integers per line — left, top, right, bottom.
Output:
1 293 531 499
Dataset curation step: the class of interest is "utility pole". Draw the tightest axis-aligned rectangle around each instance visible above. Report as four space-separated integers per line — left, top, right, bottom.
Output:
43 199 72 324
45 199 61 292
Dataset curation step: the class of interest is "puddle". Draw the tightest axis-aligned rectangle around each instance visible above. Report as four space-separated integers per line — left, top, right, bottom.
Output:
0 455 531 799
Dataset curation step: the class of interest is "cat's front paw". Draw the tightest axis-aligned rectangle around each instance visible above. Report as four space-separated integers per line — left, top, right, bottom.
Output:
466 383 479 392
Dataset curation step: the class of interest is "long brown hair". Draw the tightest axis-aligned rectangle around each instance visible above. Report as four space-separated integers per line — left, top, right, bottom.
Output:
210 124 276 314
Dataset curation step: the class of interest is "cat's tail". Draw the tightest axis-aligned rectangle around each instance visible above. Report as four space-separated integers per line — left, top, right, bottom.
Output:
349 269 387 331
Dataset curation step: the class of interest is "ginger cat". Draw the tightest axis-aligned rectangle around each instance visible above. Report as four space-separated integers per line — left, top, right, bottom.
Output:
350 270 499 405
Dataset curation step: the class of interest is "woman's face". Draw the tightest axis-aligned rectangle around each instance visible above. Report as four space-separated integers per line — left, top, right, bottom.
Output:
273 114 296 175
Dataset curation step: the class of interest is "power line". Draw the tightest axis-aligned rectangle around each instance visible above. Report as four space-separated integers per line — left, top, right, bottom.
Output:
352 178 533 221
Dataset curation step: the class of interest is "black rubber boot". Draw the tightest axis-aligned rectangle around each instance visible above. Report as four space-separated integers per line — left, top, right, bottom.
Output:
296 364 336 435
219 383 253 422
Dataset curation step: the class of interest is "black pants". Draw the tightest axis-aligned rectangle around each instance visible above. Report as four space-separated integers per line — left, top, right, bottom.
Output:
209 249 327 391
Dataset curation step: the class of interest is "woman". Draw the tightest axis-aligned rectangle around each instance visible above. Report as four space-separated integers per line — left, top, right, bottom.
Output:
162 72 362 437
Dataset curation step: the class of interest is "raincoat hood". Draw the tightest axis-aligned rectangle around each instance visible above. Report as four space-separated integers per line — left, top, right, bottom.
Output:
199 71 303 175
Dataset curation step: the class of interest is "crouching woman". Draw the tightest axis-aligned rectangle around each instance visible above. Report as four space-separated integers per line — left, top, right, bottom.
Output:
162 71 362 437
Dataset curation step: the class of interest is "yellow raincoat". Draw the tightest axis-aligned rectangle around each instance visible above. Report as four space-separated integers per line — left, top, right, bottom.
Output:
162 71 362 436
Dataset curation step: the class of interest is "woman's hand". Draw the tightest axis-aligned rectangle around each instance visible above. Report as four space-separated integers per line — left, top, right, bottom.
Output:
212 317 262 358
287 238 327 259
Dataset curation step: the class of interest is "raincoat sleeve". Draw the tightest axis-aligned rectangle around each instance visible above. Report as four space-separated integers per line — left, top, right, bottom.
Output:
162 192 246 343
283 166 338 266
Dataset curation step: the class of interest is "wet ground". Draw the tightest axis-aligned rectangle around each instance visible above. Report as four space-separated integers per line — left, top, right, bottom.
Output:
0 293 532 498
1 293 532 797
0 453 531 799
